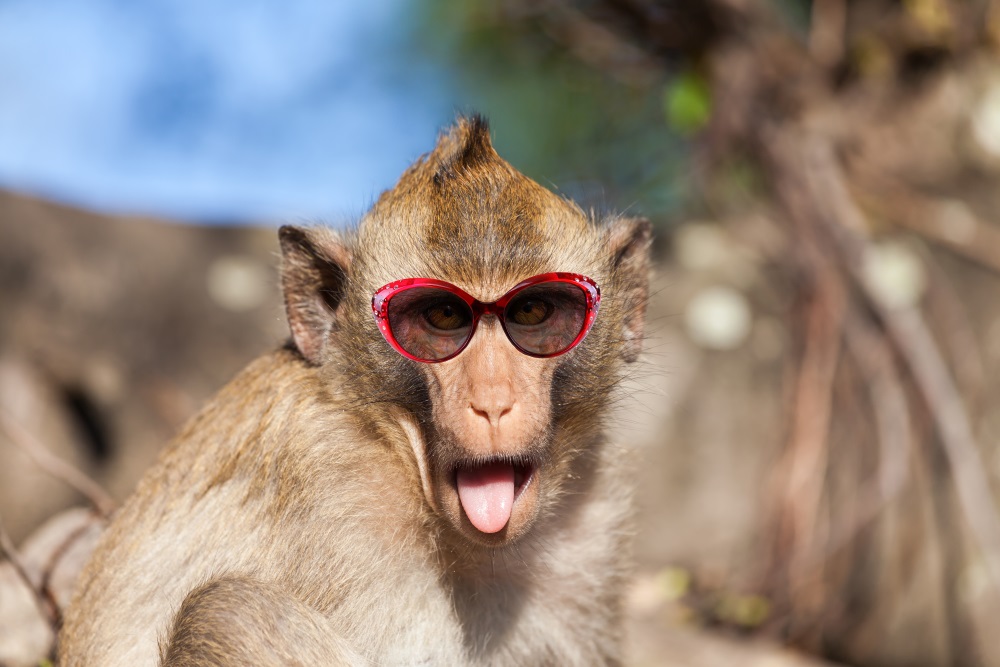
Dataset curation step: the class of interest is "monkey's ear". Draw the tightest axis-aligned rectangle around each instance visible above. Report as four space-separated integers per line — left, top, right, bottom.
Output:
279 225 352 365
607 217 653 363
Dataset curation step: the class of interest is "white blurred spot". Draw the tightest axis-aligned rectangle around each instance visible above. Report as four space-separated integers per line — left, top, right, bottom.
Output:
674 223 731 272
973 83 1000 159
862 242 927 311
935 200 977 244
627 572 667 617
206 255 270 312
684 286 752 351
959 557 997 603
85 359 124 404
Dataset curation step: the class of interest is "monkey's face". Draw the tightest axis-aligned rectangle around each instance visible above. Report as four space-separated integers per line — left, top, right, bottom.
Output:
279 117 651 551
370 273 603 546
420 320 554 546
281 220 646 550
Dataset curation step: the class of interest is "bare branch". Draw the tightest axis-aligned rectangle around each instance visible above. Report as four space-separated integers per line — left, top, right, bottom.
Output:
860 183 1000 277
809 0 847 67
0 515 57 627
809 142 1000 594
0 409 115 518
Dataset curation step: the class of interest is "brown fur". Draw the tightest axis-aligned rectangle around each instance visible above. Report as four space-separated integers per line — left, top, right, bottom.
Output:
58 116 652 666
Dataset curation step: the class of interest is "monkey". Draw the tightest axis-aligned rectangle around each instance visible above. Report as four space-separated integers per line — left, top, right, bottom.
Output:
57 115 652 666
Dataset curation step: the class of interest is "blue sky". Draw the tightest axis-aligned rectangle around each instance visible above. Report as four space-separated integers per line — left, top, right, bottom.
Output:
0 1 455 223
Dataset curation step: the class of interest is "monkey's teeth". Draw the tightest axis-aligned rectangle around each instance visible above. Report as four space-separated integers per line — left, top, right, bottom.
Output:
456 463 515 534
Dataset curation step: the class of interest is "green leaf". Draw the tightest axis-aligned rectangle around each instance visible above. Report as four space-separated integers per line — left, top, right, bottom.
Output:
665 71 712 135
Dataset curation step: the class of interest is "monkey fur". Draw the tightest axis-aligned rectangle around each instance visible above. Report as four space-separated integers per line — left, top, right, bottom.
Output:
58 116 652 666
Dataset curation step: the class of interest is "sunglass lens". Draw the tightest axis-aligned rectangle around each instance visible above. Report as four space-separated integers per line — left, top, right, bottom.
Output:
503 282 588 356
387 288 474 361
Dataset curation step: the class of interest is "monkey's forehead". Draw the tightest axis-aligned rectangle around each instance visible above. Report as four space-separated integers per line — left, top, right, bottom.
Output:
356 205 606 301
354 117 610 298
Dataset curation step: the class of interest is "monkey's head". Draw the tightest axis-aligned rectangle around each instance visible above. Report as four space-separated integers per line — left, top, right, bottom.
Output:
279 116 650 549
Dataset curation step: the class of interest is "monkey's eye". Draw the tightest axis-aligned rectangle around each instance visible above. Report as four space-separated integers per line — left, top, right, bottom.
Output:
424 302 470 330
509 299 553 326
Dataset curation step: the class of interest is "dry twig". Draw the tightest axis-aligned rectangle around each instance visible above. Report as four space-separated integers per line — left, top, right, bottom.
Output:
0 409 115 518
809 142 1000 594
837 311 912 541
0 516 57 626
856 177 1000 276
809 0 847 67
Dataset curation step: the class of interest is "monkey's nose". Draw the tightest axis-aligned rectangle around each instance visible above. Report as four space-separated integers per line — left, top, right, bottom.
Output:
469 399 514 428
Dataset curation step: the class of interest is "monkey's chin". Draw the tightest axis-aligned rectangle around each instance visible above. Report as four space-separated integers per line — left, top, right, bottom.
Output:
438 458 541 548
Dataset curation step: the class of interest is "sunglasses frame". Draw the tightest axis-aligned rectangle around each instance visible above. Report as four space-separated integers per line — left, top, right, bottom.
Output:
371 272 601 363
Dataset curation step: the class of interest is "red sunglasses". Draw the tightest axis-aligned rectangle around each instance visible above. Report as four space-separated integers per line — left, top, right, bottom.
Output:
371 272 600 363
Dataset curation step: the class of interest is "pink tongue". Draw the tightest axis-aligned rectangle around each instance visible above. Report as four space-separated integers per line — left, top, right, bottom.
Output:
456 463 515 534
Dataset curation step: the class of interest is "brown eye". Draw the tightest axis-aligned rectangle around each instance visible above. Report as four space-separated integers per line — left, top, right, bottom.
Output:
424 303 468 330
511 299 552 326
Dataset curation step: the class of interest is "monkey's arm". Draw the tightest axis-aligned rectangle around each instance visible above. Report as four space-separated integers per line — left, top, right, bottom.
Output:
161 576 369 667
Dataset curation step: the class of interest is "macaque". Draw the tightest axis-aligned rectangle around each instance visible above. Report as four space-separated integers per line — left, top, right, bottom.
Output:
58 116 652 666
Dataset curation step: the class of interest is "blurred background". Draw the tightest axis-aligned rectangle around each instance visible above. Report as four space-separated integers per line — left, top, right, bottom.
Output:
3 1 1000 665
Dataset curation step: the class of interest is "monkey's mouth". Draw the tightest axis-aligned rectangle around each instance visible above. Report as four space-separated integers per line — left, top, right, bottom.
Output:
451 457 536 535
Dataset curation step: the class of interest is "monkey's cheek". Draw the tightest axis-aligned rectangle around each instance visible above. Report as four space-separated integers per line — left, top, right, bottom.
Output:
506 467 541 542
